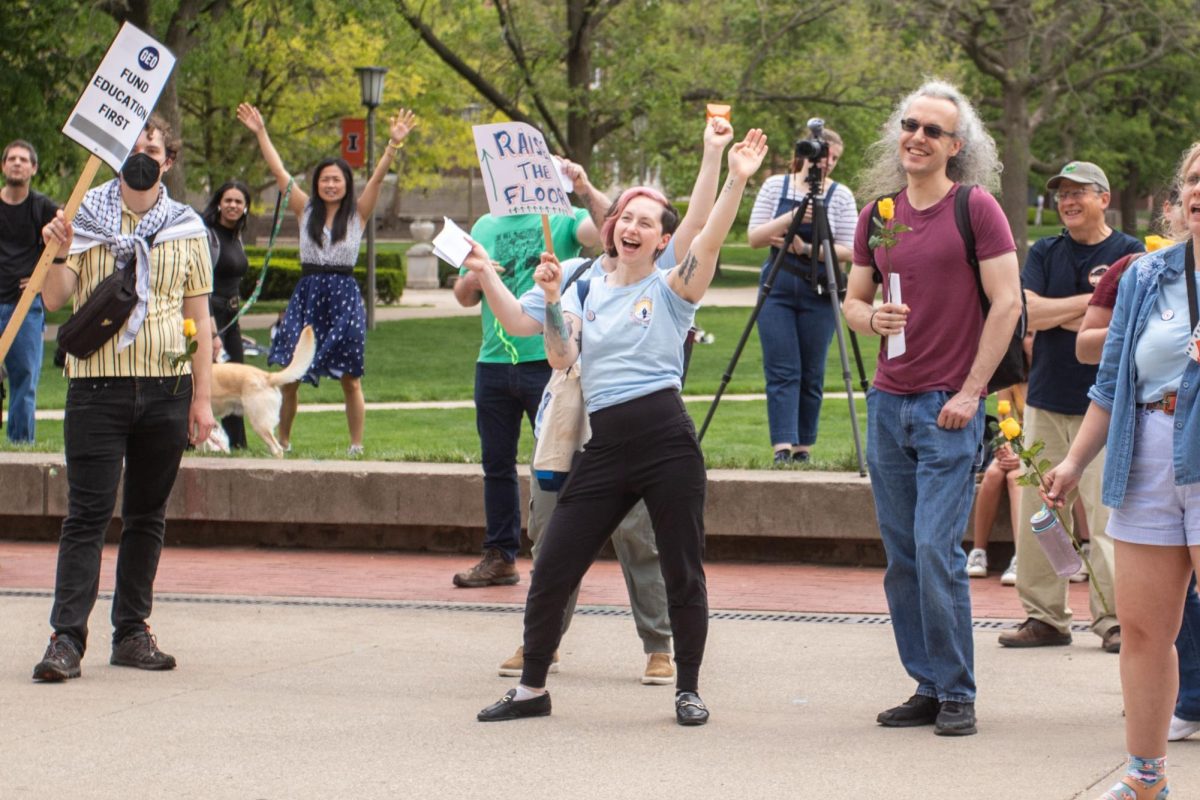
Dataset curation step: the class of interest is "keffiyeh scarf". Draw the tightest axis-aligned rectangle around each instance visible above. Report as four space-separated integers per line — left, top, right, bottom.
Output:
70 178 207 350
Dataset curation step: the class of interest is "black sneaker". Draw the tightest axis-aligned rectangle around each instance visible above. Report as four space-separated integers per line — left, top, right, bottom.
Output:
675 691 710 726
32 634 82 682
111 627 177 671
477 688 551 722
877 694 940 727
934 701 977 736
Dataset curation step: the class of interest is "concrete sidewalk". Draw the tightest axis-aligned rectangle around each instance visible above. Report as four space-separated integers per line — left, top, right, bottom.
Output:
1 544 1195 799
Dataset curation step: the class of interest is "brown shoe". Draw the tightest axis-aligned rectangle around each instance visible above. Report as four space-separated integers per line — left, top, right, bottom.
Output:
1101 625 1122 654
453 549 520 588
497 645 559 677
641 652 674 685
998 618 1071 648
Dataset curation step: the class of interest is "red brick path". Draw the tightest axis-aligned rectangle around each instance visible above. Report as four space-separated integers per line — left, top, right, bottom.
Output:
0 541 1095 621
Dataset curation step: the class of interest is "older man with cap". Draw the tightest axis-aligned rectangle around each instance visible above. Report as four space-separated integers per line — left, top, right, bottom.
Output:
999 161 1142 652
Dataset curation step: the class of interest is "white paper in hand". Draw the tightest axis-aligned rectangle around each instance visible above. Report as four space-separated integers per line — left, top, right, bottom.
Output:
551 156 574 194
887 273 906 359
433 217 473 268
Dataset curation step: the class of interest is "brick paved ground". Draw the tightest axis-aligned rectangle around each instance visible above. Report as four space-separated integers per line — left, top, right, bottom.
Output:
0 540 1093 621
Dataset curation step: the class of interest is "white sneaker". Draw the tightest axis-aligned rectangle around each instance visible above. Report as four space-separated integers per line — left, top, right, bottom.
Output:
1001 556 1018 586
966 548 988 578
1069 542 1091 583
1169 715 1200 741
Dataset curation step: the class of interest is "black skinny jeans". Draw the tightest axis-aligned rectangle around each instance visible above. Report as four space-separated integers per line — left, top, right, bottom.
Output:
521 389 709 692
50 376 190 653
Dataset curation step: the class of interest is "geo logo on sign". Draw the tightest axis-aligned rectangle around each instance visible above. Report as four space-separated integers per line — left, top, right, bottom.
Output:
137 47 159 71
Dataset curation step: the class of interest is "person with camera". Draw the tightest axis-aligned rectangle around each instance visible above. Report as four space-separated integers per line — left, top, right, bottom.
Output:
32 115 217 681
747 124 857 466
200 180 253 449
475 128 768 726
843 80 1021 736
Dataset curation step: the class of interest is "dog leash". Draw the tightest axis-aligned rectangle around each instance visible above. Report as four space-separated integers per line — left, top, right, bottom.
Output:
216 177 293 336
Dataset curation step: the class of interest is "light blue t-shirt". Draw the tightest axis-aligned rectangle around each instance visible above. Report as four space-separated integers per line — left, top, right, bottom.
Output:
561 267 698 413
519 248 677 325
1134 270 1194 402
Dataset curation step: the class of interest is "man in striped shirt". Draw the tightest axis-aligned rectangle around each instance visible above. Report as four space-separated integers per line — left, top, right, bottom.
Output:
32 115 216 682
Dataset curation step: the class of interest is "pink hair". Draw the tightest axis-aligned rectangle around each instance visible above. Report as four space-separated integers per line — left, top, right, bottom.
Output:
600 186 677 257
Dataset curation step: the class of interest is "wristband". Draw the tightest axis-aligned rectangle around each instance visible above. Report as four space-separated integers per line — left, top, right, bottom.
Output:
869 308 881 335
386 141 404 152
52 256 67 264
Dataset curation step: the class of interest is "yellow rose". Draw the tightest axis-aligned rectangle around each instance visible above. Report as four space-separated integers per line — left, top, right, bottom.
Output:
997 400 1011 417
182 318 197 338
1145 234 1174 253
999 417 1022 440
878 197 895 221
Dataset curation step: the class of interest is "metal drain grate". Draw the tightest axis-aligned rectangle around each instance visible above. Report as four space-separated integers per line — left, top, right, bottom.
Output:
0 588 1090 631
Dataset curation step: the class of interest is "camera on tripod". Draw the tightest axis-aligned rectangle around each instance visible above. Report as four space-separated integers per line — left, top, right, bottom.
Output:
794 118 828 164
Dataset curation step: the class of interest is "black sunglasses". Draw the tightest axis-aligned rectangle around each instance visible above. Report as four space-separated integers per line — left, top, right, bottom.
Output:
900 118 956 140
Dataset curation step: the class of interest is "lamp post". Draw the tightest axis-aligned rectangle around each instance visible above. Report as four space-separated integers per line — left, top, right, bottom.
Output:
356 65 387 330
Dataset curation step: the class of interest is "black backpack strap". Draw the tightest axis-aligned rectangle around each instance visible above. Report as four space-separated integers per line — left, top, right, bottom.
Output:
955 185 992 314
562 258 594 294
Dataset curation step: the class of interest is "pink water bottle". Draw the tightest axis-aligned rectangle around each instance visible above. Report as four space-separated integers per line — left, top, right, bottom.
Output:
1030 504 1084 578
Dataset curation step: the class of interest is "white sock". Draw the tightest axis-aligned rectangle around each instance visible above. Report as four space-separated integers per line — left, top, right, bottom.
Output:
515 684 546 701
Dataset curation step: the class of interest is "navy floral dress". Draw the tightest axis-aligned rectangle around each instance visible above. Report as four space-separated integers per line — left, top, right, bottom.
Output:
268 205 366 384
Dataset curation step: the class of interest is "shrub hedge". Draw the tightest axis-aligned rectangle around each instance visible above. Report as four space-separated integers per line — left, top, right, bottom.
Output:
239 248 406 304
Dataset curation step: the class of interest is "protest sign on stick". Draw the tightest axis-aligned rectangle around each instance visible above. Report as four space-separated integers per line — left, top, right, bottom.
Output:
0 23 176 363
472 121 572 255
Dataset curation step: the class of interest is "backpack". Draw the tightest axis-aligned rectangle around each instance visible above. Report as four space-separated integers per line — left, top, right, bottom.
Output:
869 185 1027 394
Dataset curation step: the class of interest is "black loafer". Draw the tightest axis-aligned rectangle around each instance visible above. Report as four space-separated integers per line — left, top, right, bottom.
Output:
675 691 709 726
877 694 940 727
477 688 551 722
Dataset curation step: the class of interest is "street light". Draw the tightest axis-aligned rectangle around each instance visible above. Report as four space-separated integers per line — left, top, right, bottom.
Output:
356 65 387 330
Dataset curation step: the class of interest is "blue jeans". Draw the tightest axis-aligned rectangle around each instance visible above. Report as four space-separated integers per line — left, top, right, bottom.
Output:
867 388 983 703
0 296 44 443
475 360 551 562
757 266 835 446
51 376 191 653
1178 574 1200 721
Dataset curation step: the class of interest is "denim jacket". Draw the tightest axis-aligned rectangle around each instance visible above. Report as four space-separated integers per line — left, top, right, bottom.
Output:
1089 242 1200 507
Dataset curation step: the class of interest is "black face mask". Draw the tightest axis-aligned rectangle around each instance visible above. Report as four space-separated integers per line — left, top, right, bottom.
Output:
121 152 160 191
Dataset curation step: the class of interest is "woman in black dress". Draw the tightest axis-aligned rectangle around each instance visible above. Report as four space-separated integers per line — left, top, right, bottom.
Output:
201 180 252 449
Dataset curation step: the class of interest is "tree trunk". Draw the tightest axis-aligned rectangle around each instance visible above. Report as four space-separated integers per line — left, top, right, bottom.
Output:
565 0 593 171
1000 88 1031 265
1120 161 1139 236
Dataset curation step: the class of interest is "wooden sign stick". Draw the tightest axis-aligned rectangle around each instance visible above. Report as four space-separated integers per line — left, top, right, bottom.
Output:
0 154 102 363
540 214 554 257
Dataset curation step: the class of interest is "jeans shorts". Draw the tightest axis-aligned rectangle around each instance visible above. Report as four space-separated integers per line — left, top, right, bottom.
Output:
1108 409 1200 547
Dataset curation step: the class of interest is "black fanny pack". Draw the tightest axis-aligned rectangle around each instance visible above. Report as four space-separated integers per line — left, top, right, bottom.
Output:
57 260 138 359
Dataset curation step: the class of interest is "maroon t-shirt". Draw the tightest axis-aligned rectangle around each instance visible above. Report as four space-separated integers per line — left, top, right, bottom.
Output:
853 184 1016 395
1087 252 1138 310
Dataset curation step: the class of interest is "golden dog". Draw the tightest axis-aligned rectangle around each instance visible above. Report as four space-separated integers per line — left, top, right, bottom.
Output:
209 325 315 458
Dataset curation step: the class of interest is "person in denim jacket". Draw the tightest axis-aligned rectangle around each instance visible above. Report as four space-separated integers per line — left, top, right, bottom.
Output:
1042 142 1200 800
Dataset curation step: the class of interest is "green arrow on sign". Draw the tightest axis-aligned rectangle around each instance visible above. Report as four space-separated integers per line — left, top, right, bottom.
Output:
480 149 498 201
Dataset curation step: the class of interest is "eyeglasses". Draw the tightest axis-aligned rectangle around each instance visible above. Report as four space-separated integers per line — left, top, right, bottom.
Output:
900 118 956 140
1053 188 1101 203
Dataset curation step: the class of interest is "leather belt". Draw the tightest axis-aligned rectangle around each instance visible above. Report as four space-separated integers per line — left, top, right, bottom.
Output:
1138 392 1177 415
301 262 354 276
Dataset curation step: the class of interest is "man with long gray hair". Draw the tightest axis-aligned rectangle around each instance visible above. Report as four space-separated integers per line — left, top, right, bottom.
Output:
843 80 1022 736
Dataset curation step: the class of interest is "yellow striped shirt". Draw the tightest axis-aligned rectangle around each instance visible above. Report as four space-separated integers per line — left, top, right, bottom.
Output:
65 204 212 378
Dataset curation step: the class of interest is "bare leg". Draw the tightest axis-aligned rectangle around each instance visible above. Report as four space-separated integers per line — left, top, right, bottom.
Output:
972 460 1007 550
1004 470 1021 544
277 382 299 448
341 375 365 447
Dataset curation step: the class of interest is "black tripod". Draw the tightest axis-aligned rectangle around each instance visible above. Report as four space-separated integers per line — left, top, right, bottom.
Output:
698 135 868 476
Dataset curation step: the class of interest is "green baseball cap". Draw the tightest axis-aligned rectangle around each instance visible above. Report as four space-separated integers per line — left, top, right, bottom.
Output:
1046 161 1110 192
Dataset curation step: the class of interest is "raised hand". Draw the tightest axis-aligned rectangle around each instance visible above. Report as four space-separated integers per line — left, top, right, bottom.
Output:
533 252 563 303
390 108 417 145
703 116 734 152
560 159 591 194
461 239 497 274
727 128 768 180
236 103 266 135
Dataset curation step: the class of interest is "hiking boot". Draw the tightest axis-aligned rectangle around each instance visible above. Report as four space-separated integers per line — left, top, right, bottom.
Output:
876 694 940 727
641 652 674 685
966 548 988 578
453 549 520 588
1102 625 1122 654
477 688 551 722
32 634 81 682
497 645 559 677
111 627 177 670
934 701 977 736
998 617 1072 648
